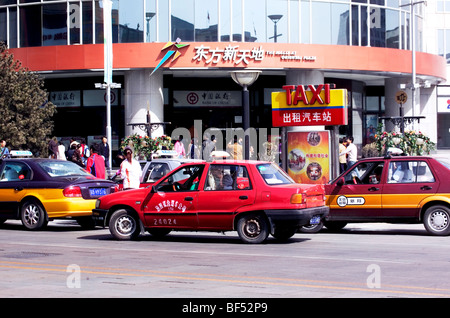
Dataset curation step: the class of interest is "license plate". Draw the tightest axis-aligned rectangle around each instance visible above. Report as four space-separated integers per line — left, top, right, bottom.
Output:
310 215 321 225
89 188 107 197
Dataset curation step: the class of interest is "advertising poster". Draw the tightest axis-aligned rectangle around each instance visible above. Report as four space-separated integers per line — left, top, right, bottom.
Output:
287 131 330 184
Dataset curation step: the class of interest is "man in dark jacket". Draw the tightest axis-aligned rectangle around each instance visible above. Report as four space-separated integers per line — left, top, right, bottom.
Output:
99 136 110 170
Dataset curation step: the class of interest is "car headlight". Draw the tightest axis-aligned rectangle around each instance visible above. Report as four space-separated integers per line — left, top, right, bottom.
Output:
95 199 101 209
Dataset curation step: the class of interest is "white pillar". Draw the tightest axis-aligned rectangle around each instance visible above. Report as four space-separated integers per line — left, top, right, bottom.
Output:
124 69 165 137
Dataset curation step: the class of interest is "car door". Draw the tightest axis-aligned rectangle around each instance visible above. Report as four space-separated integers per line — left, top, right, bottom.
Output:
197 163 255 230
142 164 205 229
382 159 438 219
0 161 32 217
327 161 385 220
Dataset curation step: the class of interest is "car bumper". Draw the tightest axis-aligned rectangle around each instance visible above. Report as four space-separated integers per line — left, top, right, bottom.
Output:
264 206 329 228
92 208 109 226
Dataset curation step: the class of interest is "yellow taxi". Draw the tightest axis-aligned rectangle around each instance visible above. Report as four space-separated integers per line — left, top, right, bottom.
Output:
302 155 450 236
0 151 116 230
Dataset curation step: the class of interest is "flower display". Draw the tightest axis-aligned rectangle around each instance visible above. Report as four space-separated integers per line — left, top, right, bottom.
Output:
374 126 435 156
121 134 173 160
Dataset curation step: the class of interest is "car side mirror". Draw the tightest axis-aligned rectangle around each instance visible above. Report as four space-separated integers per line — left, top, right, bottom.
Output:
337 177 345 186
151 185 157 193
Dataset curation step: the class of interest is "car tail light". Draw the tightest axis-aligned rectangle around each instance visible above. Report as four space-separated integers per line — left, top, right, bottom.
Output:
63 186 82 197
290 193 306 204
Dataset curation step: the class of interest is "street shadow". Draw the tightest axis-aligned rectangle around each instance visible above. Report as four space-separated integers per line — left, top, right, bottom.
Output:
0 220 105 233
79 231 311 245
306 225 430 237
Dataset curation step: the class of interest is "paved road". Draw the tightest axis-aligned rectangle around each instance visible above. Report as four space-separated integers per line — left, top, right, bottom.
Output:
1 220 450 300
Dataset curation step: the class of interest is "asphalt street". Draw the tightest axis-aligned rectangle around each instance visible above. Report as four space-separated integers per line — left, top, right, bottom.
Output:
1 219 450 301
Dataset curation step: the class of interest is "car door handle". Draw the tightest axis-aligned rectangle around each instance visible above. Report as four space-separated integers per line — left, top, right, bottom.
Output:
421 186 432 190
184 196 194 201
368 187 379 191
15 186 24 191
239 195 248 200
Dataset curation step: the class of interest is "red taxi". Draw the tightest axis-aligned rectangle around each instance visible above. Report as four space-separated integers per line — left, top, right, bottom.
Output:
303 155 450 236
93 160 329 243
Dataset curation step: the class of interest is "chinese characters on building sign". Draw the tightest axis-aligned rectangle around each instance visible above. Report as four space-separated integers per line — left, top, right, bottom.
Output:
192 45 316 65
271 86 348 127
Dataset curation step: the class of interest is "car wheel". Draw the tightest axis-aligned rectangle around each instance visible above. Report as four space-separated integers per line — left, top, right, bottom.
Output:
272 227 297 241
21 200 48 230
236 213 269 244
299 221 324 233
109 209 140 240
423 205 450 236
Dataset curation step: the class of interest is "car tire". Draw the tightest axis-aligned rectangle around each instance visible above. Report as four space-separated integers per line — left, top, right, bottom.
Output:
299 221 324 233
21 200 48 230
423 205 450 236
236 213 269 244
109 209 140 240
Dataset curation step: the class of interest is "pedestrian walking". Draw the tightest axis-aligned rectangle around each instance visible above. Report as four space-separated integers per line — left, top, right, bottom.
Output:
340 136 358 169
227 135 243 160
338 137 347 174
187 137 201 159
99 136 110 170
48 137 58 159
86 143 106 179
57 141 66 160
118 146 142 189
174 135 186 158
71 144 84 167
202 134 216 161
80 138 90 165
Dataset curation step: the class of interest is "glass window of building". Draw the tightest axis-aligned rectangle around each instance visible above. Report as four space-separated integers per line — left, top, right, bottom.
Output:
195 0 218 41
438 29 450 63
69 2 81 45
244 0 265 42
43 3 67 46
83 1 93 44
267 0 288 43
220 0 231 41
116 0 144 43
301 0 310 44
20 5 41 47
145 0 156 42
0 9 6 45
232 0 242 41
158 0 169 42
172 0 194 41
333 3 350 45
95 1 104 44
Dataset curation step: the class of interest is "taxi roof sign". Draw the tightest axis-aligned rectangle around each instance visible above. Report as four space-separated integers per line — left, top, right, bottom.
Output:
10 150 33 157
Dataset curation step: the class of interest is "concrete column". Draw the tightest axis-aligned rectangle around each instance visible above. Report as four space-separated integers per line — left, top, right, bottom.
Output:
124 69 165 138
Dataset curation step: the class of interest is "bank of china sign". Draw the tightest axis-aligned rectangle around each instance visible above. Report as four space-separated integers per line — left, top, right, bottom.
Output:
192 44 317 65
272 85 348 127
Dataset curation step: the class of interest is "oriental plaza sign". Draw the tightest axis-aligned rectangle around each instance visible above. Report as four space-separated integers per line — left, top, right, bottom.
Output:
192 44 317 65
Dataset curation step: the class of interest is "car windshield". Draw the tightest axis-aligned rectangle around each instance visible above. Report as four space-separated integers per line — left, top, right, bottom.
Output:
257 163 294 185
38 160 92 177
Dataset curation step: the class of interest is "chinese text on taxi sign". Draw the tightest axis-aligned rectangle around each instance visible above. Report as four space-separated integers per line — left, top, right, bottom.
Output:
271 84 348 127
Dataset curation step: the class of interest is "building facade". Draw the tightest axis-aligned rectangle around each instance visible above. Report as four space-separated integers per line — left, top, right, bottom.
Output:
0 0 447 168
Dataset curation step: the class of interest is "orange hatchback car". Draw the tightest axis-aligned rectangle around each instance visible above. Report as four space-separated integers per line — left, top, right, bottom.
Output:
303 155 450 236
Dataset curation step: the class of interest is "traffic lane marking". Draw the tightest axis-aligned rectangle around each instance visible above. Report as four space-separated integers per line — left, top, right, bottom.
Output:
1 260 450 298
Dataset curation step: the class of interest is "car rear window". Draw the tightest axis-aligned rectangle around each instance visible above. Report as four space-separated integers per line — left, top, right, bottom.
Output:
257 163 294 185
38 161 92 177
